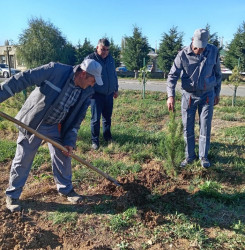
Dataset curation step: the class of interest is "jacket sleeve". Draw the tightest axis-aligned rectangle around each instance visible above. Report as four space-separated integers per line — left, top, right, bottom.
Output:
166 52 182 97
112 57 119 92
115 71 119 92
214 52 222 97
0 62 55 103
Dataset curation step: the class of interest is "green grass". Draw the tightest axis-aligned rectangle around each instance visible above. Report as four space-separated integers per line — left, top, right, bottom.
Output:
109 207 137 232
0 140 16 162
0 91 245 249
32 146 51 170
46 206 78 225
223 126 245 144
160 213 208 246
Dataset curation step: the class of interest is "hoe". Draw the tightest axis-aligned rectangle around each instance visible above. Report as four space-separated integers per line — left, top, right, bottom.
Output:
0 111 121 187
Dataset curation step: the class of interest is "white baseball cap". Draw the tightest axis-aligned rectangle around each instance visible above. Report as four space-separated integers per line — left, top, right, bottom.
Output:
80 59 103 86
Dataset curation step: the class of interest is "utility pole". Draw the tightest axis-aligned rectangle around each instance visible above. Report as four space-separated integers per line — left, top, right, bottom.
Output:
6 47 12 77
142 57 146 99
4 40 12 77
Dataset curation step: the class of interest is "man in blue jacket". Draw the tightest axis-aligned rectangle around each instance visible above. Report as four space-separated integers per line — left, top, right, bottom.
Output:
86 38 119 150
166 29 222 169
0 59 103 212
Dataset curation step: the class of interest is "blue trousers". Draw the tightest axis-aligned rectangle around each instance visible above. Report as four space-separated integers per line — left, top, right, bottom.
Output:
90 92 114 145
181 90 214 160
6 124 73 199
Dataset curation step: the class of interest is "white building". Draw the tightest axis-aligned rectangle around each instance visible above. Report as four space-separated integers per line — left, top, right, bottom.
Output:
0 41 26 71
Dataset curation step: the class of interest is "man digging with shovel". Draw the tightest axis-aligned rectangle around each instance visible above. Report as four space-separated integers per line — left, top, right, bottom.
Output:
0 59 103 212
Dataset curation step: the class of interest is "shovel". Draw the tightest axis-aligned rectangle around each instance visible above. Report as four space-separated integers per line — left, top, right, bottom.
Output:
0 111 121 187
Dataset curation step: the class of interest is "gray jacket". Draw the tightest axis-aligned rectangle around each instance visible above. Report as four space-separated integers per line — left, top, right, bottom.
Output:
167 44 222 97
86 52 118 95
0 62 94 147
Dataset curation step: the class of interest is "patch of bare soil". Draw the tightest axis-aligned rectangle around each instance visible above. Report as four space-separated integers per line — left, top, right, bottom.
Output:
212 118 244 132
1 118 243 249
0 159 197 249
0 129 18 141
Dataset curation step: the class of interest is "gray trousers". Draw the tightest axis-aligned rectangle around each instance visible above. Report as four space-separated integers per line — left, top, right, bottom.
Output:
6 124 73 199
181 90 214 160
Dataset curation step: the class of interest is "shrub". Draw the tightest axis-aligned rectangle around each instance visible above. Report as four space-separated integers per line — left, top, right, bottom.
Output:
158 112 184 176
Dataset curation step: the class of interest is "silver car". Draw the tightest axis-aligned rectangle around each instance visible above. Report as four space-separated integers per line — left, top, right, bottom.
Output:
0 63 21 78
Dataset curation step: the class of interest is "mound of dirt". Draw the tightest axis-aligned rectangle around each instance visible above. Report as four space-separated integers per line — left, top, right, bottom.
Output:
0 161 193 249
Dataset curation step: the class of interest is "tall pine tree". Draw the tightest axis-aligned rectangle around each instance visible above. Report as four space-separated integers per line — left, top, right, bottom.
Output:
121 26 150 78
75 38 94 64
205 24 221 49
157 26 183 78
224 21 245 71
109 38 121 68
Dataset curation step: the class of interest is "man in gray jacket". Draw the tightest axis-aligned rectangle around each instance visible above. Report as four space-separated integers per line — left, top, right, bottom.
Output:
0 59 103 212
86 38 119 150
166 29 222 168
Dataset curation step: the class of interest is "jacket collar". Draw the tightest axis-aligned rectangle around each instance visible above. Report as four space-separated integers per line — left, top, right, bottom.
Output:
94 52 109 62
186 43 211 57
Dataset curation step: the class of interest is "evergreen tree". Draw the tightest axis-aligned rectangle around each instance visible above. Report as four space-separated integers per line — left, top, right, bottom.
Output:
157 26 183 78
121 26 150 78
205 24 221 48
224 21 245 71
16 17 75 68
159 112 184 177
75 38 94 64
109 38 121 68
224 66 245 106
61 42 77 66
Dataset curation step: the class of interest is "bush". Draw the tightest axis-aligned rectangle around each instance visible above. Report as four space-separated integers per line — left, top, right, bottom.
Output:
158 112 184 176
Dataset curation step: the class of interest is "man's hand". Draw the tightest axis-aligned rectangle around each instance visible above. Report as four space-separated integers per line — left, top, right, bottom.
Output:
167 96 175 112
114 91 119 99
62 146 73 157
214 96 220 106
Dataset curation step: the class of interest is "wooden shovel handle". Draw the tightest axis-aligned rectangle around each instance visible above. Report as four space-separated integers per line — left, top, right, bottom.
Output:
0 111 121 186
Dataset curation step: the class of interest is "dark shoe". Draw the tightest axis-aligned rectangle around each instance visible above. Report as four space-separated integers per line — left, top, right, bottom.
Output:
60 189 83 204
6 196 21 212
180 158 196 168
105 137 113 143
106 138 113 144
200 157 211 168
91 143 99 150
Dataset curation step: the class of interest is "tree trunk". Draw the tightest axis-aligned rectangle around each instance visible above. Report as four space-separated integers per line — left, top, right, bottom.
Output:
232 85 238 106
134 70 138 79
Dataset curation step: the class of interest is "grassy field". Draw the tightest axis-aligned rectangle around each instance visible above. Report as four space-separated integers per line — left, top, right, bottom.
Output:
0 89 245 249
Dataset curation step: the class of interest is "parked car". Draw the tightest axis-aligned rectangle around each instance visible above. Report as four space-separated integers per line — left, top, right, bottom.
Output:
221 68 232 74
147 65 153 72
117 66 128 72
0 63 21 78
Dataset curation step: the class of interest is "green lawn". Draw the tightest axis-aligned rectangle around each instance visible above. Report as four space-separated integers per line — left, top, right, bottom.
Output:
0 90 245 249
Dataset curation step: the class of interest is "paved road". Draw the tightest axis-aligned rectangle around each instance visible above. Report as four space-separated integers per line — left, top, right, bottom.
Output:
1 78 244 97
119 79 245 97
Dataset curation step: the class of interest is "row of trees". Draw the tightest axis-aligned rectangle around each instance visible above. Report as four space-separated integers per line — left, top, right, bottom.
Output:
16 18 121 69
224 22 245 71
16 17 245 76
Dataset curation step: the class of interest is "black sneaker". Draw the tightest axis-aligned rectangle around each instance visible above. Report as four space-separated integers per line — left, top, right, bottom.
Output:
180 158 195 168
60 189 83 204
200 157 211 168
6 196 21 212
